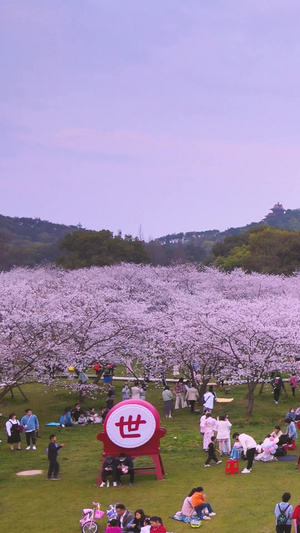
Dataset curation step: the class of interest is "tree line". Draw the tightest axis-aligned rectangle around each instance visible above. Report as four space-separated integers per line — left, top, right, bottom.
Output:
1 264 300 417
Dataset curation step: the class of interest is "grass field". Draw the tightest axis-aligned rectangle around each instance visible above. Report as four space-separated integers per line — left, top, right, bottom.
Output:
1 381 299 533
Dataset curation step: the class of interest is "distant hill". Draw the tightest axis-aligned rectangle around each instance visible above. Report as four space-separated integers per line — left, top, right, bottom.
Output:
0 214 85 270
149 204 300 265
1 204 300 270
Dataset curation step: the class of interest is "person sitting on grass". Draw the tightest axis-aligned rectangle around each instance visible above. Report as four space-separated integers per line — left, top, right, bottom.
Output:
271 426 283 439
149 517 166 533
72 403 83 422
190 486 216 521
128 510 146 533
77 412 87 425
104 519 122 533
204 436 222 467
140 517 151 533
59 407 75 427
115 504 134 533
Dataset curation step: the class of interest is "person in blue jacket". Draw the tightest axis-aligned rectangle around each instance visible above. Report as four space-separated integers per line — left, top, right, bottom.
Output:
285 418 298 442
21 408 39 450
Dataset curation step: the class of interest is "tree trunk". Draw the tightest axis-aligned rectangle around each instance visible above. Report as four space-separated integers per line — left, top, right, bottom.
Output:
258 381 265 394
245 381 257 418
79 386 86 403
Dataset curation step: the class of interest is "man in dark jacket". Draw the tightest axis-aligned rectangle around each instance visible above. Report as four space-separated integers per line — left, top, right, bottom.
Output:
100 455 118 487
47 434 65 480
116 453 134 486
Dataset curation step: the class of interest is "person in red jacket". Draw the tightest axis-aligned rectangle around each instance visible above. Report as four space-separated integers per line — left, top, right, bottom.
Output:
149 517 166 533
292 503 300 533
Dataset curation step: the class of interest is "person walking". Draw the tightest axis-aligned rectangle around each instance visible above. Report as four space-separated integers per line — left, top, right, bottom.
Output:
290 376 299 398
232 432 257 474
185 383 199 413
174 378 186 409
274 492 293 533
47 434 65 480
202 386 216 412
204 436 222 467
20 408 39 450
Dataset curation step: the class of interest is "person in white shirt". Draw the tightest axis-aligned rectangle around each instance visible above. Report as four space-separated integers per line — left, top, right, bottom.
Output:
131 382 141 400
202 386 216 412
233 432 257 474
216 415 232 455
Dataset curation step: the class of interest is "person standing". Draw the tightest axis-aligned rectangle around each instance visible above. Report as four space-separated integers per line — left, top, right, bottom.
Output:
174 378 186 409
47 434 65 480
5 413 22 451
106 385 115 409
292 500 300 533
131 382 141 400
216 415 232 455
232 432 257 474
272 375 285 404
185 383 199 413
122 384 131 401
202 386 216 412
21 408 39 450
274 492 293 533
162 386 174 418
202 413 217 451
290 375 299 398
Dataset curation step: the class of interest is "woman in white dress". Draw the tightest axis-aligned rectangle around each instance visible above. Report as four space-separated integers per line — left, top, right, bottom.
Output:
216 415 232 455
201 413 217 450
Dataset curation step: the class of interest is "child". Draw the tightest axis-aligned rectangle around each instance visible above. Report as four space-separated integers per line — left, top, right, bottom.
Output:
230 440 243 459
190 487 216 520
105 519 122 533
47 434 65 480
149 517 166 533
204 436 222 467
78 412 87 425
141 517 151 533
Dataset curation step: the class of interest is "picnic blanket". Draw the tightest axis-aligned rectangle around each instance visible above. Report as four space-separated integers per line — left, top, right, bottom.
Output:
216 398 234 403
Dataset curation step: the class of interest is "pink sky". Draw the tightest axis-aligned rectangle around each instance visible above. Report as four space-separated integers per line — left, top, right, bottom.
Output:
1 1 300 239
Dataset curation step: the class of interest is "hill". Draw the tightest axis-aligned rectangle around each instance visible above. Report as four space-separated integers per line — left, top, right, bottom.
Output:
2 204 300 270
150 203 300 265
0 214 84 270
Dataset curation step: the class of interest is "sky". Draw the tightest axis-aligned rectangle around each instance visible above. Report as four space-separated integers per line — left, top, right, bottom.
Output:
1 1 300 240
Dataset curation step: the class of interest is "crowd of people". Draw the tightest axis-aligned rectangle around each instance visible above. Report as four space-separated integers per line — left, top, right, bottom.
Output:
4 371 300 532
104 505 166 533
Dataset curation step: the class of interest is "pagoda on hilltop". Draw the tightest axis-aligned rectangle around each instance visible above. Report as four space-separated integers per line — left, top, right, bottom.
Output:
264 202 285 220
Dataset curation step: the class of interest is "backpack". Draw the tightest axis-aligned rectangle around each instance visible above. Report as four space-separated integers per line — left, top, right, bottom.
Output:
277 504 290 525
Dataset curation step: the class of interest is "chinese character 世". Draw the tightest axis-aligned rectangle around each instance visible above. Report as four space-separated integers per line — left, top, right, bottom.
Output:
115 414 146 438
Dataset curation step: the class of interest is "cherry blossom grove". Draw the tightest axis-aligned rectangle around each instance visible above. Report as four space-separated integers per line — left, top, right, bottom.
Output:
1 264 300 415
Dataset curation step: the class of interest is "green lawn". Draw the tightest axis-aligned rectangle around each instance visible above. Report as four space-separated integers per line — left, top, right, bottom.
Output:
0 382 299 533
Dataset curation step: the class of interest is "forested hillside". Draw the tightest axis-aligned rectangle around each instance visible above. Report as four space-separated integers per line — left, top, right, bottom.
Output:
1 204 300 271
